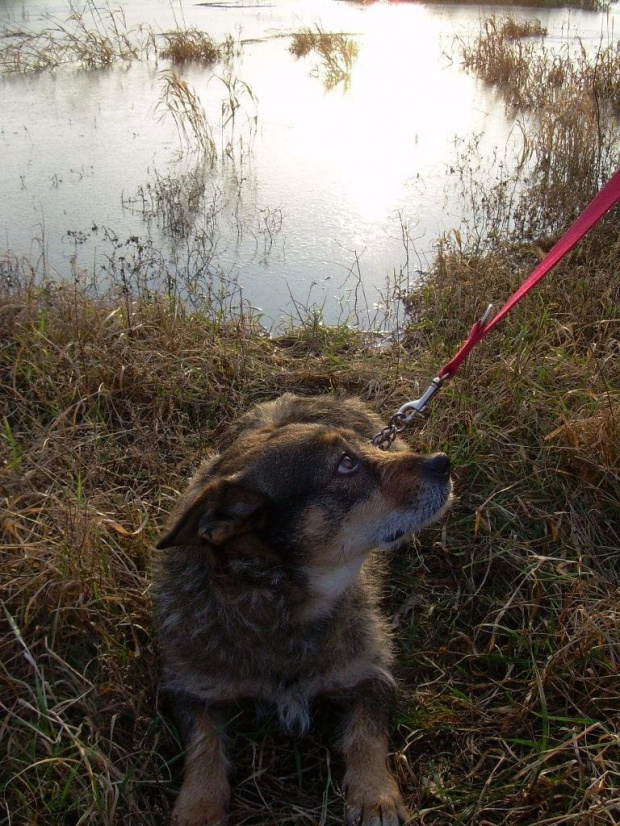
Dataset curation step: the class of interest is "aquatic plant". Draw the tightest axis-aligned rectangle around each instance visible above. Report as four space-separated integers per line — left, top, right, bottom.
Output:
160 27 220 64
216 72 258 160
456 15 620 243
459 15 620 111
122 166 213 242
155 68 258 173
289 24 359 88
495 16 548 39
0 0 155 72
157 69 217 162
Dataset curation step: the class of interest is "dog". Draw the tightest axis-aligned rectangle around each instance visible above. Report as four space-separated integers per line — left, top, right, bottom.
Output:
153 393 452 826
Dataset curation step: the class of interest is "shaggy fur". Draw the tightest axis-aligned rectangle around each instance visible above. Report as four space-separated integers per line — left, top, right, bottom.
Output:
153 394 452 826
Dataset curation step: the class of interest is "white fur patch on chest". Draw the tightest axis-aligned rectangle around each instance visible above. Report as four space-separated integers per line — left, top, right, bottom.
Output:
303 554 365 619
275 683 312 735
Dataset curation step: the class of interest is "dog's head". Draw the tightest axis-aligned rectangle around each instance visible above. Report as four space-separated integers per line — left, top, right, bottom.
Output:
157 422 451 593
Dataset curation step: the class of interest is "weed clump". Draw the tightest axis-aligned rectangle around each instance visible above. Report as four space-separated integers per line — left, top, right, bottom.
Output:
456 15 620 243
160 27 220 64
0 0 154 72
459 15 620 111
157 70 217 161
155 69 257 166
290 24 359 88
495 16 547 39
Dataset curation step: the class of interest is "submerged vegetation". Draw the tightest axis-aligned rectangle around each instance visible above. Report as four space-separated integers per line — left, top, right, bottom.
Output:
2 7 620 826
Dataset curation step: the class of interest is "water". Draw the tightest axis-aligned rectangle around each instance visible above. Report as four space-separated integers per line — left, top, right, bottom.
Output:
0 0 617 327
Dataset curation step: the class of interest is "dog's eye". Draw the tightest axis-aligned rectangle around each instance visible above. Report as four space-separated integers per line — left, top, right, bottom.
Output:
336 453 359 476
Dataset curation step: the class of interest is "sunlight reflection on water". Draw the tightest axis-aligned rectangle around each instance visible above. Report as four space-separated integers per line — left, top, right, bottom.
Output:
0 0 617 326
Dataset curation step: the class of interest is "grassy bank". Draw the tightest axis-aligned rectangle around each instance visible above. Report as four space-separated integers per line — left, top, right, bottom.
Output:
2 211 619 824
2 11 620 826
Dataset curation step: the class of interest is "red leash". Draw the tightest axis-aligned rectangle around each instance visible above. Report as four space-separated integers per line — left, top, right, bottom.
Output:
438 166 620 381
372 167 620 448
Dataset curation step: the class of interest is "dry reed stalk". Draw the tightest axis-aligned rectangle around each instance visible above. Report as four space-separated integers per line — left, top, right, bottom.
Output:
290 24 359 88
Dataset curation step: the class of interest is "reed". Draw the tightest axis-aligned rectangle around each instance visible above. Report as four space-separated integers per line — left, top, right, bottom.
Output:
459 15 620 111
160 27 220 64
456 15 620 244
157 70 217 161
0 0 154 72
290 24 359 88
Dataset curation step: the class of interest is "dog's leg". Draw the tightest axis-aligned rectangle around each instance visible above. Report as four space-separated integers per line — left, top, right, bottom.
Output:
170 699 230 826
338 679 409 826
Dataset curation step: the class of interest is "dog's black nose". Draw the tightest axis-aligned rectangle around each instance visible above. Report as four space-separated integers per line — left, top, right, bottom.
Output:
422 453 451 478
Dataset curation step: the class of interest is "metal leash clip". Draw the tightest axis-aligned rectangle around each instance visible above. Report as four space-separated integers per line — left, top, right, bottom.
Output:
371 376 446 450
372 303 494 449
397 304 494 421
395 375 446 422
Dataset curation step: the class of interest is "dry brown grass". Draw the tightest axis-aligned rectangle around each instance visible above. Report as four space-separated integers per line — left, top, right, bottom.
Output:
160 28 220 64
2 8 620 826
454 15 620 247
459 15 620 112
2 197 620 823
0 0 155 73
0 2 224 74
290 24 359 88
156 70 217 161
497 17 548 39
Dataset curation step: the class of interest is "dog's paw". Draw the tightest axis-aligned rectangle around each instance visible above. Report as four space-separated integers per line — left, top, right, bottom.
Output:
171 795 228 826
345 779 409 826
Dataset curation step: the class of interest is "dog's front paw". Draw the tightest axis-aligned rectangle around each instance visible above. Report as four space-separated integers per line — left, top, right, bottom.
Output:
345 777 409 826
171 793 228 826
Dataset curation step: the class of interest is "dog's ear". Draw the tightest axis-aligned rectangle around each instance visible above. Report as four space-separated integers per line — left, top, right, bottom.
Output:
156 480 266 549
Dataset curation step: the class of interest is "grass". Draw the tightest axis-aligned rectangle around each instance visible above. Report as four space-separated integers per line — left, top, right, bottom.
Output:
491 16 548 40
459 16 620 112
0 1 228 74
157 69 218 161
156 65 257 161
0 0 155 72
0 2 607 76
290 24 359 89
2 205 619 825
2 9 620 826
455 16 620 246
160 28 220 64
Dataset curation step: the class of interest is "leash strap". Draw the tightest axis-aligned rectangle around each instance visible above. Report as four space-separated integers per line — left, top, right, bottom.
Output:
372 167 620 448
437 166 620 380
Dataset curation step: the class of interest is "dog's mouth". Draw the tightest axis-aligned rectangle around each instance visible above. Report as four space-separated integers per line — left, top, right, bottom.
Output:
377 481 453 548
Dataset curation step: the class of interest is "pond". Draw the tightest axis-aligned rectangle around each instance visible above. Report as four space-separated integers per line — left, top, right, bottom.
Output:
1 0 618 327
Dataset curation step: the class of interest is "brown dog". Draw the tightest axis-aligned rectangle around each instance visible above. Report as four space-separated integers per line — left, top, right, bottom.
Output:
154 394 452 826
